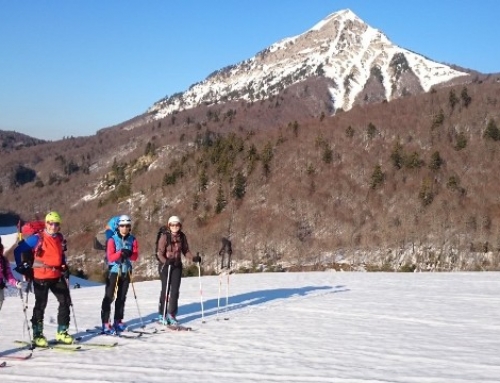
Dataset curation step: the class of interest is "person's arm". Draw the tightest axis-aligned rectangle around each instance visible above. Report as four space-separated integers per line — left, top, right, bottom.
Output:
106 238 121 263
130 238 139 261
4 259 18 287
14 235 39 266
156 233 167 264
182 234 195 261
181 235 201 263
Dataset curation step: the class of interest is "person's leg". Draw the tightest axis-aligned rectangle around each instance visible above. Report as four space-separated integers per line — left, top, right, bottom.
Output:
167 266 182 318
158 263 169 317
0 288 4 311
50 279 71 328
31 280 49 327
31 280 50 345
113 274 130 323
101 272 118 324
50 278 73 343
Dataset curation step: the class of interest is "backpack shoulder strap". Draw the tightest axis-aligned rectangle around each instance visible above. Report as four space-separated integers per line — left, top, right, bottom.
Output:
33 232 44 257
166 230 172 247
155 226 171 258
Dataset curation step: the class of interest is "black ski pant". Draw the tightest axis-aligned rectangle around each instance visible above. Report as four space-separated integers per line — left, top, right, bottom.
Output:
31 277 71 328
158 263 182 317
101 270 130 323
220 252 232 269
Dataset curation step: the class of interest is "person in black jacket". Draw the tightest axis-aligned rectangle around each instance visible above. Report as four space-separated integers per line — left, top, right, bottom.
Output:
219 237 233 270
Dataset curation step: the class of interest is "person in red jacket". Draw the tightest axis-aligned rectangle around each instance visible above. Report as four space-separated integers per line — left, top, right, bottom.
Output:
14 211 73 347
100 215 139 334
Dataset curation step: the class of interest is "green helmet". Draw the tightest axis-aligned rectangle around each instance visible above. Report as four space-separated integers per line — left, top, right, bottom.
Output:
45 211 62 223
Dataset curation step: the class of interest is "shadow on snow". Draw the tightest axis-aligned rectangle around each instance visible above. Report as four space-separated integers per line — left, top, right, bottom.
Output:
126 284 349 329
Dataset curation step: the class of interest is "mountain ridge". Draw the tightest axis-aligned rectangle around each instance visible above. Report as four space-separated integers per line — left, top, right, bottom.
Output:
147 9 468 122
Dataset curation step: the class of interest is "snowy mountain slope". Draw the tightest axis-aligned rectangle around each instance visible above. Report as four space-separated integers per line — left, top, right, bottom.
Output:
1 272 499 382
148 9 468 120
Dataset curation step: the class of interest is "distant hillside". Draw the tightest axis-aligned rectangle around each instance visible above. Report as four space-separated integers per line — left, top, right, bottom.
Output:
0 74 500 278
0 130 46 152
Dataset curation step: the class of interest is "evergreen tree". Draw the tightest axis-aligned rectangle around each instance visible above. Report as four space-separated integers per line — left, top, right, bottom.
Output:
215 183 227 214
232 172 246 200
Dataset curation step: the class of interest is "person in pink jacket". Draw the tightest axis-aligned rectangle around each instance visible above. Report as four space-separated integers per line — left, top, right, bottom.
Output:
0 237 23 311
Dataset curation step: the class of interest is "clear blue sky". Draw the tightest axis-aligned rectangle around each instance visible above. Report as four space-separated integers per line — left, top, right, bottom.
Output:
1 1 499 141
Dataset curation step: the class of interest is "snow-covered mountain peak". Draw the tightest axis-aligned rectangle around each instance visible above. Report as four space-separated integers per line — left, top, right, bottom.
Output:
148 9 468 120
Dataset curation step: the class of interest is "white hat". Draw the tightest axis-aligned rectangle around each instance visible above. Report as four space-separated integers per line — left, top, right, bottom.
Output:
168 216 181 225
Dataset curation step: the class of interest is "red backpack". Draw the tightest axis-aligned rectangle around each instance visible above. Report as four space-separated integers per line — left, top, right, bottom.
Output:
20 220 45 239
17 220 46 265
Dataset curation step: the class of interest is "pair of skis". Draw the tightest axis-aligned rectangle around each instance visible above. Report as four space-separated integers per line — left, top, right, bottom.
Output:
85 326 152 338
14 336 119 351
87 324 193 335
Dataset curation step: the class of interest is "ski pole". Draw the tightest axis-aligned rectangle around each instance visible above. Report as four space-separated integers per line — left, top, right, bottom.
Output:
216 272 222 321
65 275 79 333
161 264 171 325
197 263 205 323
128 270 144 328
224 271 230 320
19 281 32 345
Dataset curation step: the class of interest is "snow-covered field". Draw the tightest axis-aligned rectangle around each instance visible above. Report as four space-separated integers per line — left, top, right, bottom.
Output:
1 269 500 382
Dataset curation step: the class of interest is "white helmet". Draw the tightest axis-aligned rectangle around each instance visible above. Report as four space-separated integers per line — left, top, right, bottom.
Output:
168 216 182 226
118 215 132 226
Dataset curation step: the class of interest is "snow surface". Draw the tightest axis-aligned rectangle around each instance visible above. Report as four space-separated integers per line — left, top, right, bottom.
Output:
1 271 500 382
0 230 18 253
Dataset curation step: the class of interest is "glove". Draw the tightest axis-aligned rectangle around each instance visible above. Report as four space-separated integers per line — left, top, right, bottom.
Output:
16 280 27 291
61 264 70 279
120 248 132 262
192 254 202 264
15 262 33 279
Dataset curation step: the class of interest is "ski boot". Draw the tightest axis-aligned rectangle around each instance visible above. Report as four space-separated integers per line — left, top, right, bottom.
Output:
102 322 115 335
166 313 179 326
158 314 168 325
113 320 127 333
32 322 48 347
56 325 74 344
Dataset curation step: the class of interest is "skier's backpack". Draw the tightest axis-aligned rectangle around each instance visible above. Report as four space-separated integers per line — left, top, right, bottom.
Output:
93 232 107 251
18 220 46 264
93 216 120 251
20 220 45 239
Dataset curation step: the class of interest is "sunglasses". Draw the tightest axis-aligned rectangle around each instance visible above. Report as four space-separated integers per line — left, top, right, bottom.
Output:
46 222 60 227
119 224 131 228
169 223 180 227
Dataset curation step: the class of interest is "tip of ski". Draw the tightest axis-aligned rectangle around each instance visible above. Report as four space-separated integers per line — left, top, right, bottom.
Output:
0 352 33 361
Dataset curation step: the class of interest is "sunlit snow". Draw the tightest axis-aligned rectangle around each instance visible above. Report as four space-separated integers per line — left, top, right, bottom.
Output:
1 267 499 382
